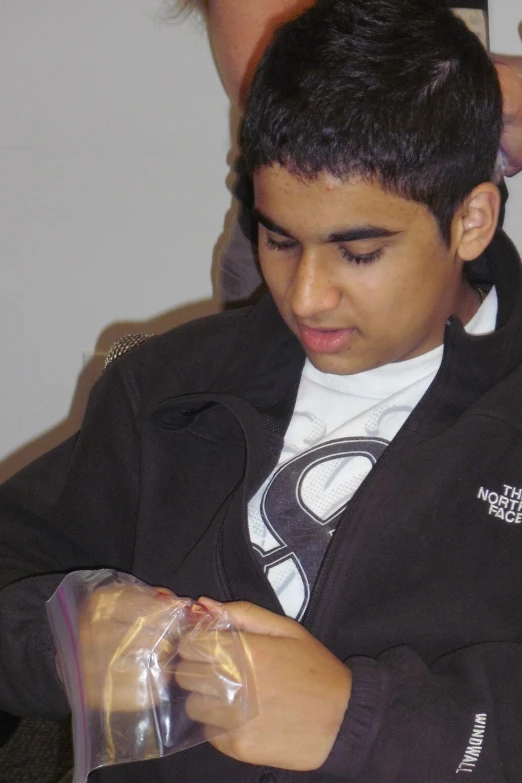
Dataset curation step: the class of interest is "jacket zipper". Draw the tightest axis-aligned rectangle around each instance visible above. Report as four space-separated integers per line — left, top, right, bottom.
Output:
301 330 455 633
217 513 278 781
217 499 235 601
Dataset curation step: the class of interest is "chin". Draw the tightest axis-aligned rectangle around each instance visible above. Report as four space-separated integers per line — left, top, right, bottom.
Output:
306 352 363 376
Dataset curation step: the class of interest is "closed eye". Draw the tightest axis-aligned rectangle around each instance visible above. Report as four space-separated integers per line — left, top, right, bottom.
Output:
340 247 384 265
264 235 298 252
265 233 384 264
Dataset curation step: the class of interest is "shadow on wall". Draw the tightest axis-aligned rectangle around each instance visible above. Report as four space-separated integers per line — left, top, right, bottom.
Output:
0 177 240 484
0 105 252 484
0 297 220 484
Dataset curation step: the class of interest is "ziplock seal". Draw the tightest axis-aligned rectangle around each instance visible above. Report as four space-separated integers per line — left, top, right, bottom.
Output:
51 585 90 782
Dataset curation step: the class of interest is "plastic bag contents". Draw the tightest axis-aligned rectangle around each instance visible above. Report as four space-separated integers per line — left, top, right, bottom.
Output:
47 569 257 783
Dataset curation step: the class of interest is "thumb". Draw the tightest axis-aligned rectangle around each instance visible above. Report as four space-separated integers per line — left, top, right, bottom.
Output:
199 597 302 638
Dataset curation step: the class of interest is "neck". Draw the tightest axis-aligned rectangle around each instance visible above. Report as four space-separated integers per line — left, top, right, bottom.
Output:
455 279 485 327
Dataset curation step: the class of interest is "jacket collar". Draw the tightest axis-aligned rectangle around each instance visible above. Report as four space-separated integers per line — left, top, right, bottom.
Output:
210 294 304 410
419 229 522 422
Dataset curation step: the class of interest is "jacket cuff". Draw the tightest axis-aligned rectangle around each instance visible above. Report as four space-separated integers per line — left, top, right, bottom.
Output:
0 575 70 718
319 656 388 778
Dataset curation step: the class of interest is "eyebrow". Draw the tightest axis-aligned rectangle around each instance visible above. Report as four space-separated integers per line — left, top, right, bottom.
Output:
252 208 400 243
252 208 292 237
327 226 400 242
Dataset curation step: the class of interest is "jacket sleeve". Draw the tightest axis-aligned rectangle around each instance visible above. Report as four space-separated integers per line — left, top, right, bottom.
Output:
0 362 141 718
320 643 521 781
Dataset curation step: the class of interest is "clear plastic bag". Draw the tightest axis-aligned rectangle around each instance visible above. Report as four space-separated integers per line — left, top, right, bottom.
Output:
47 569 256 782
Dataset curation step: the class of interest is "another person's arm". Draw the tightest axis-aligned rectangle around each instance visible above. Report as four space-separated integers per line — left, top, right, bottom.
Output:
206 0 315 109
168 1 314 109
493 55 522 176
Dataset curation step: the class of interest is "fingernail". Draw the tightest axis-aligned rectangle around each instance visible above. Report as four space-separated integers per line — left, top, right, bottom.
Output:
198 596 223 607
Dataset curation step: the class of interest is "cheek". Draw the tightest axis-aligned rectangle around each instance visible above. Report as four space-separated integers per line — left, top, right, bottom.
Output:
260 256 292 298
258 248 276 277
258 253 276 285
348 263 430 333
345 267 404 317
360 247 439 307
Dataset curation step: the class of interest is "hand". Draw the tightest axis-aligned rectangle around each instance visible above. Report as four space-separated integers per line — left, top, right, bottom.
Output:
494 57 522 177
175 598 352 771
77 583 183 712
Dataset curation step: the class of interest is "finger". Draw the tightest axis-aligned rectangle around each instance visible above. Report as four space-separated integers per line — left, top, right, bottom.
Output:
80 611 177 655
176 661 213 695
203 723 228 743
175 660 236 699
152 586 175 598
197 596 224 611
83 664 172 712
204 600 303 638
178 629 237 662
87 584 180 617
84 591 188 642
185 692 246 731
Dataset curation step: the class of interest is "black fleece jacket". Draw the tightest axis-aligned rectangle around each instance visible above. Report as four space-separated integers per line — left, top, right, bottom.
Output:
1 230 522 782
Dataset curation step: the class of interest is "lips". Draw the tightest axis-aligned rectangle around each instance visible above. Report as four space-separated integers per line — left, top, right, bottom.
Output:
297 323 358 354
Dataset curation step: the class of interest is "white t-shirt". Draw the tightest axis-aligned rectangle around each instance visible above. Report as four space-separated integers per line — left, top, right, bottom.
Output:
248 289 498 619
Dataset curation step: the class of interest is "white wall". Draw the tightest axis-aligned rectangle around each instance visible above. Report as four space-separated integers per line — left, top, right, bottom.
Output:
1 1 521 479
0 1 233 478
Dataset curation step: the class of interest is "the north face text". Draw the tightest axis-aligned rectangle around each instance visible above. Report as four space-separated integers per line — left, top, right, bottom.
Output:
477 484 522 523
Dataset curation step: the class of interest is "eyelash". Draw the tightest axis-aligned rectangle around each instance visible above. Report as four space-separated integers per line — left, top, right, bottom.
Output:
264 235 297 252
340 247 384 265
264 235 383 265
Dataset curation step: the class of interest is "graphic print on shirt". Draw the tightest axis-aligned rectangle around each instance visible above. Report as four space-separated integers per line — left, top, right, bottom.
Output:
251 436 388 620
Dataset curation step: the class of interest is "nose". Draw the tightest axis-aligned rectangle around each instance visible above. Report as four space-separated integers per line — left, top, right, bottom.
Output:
290 252 342 320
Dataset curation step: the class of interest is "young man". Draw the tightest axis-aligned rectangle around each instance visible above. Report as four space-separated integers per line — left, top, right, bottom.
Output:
173 0 522 303
1 0 521 780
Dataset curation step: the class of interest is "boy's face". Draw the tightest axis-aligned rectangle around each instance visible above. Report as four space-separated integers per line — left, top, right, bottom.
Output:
254 164 472 376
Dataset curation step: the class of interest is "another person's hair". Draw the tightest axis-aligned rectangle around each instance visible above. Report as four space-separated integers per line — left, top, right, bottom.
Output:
164 0 208 17
241 0 502 243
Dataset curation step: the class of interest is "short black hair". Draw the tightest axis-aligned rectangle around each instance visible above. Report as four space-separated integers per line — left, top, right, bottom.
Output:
241 0 502 243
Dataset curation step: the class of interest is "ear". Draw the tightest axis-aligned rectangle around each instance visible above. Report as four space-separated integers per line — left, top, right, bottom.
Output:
454 183 501 262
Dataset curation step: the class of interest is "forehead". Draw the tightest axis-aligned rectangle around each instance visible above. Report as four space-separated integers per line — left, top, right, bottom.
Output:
253 164 430 236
